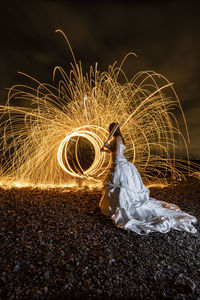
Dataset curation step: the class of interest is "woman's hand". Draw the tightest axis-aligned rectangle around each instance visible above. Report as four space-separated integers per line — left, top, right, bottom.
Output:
100 144 111 153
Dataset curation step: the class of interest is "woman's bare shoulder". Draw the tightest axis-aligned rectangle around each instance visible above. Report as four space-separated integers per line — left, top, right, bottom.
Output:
116 135 123 144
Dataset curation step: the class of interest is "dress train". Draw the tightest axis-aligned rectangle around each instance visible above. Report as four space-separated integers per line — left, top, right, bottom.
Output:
99 144 197 235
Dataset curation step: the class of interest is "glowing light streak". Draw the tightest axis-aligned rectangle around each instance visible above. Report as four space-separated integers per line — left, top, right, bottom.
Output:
0 30 199 188
83 96 89 122
105 123 119 145
57 126 110 178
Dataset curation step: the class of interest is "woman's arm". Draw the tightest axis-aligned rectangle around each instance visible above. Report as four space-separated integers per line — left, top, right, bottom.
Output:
100 147 111 153
100 141 115 153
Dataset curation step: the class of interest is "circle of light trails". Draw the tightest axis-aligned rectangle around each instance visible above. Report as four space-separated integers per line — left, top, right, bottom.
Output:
57 125 110 178
0 30 199 188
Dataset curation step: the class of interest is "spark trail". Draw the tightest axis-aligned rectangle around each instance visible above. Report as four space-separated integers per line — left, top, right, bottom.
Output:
0 31 197 188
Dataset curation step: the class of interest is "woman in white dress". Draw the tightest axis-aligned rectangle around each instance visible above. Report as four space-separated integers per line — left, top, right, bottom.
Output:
99 123 197 235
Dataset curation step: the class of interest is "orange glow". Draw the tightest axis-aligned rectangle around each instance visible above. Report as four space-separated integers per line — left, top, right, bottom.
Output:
0 30 199 188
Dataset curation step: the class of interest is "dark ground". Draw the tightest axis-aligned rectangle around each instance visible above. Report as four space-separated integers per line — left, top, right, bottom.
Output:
0 177 200 299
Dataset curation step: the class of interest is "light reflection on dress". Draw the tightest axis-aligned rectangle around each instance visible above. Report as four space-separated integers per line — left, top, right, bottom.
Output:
99 144 197 235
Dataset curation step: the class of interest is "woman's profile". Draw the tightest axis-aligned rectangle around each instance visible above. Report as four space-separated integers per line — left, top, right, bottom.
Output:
99 122 197 235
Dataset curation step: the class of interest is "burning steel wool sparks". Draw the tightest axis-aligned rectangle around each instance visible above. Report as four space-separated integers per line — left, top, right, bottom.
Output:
0 30 199 188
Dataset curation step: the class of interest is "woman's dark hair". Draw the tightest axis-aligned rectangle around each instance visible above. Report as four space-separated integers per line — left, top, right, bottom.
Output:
109 123 125 145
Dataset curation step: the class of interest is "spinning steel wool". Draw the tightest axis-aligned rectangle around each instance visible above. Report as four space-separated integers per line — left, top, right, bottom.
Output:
0 31 195 188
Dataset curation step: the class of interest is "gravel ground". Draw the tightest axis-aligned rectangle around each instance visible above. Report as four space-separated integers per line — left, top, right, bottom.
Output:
0 177 200 299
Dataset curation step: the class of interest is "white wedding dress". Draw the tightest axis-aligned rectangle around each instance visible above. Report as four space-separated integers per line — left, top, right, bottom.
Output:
99 144 197 235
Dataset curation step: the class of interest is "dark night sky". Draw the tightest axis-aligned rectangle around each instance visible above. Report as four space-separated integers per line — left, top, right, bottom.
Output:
0 0 199 158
